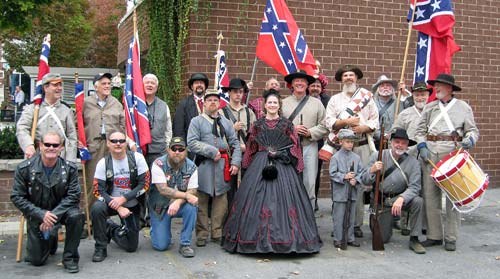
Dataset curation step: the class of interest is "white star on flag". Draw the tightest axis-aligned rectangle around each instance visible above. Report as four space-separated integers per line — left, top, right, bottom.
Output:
272 24 278 30
297 48 303 53
431 0 441 11
418 37 427 49
279 42 285 48
416 8 425 19
416 66 425 76
267 8 272 13
287 59 293 65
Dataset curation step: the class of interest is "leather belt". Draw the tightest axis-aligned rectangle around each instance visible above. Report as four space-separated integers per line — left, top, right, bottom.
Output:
426 135 462 142
354 139 368 147
93 134 106 140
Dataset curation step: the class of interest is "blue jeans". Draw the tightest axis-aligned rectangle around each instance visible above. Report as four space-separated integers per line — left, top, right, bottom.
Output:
150 203 197 251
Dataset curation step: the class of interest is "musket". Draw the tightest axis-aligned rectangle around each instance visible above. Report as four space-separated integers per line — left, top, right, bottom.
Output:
341 161 355 250
370 119 385 251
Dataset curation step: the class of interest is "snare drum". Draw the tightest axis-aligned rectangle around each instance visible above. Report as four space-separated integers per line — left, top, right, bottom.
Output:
431 149 488 212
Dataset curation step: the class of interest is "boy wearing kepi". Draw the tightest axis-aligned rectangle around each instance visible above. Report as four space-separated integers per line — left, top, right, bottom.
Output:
329 129 367 249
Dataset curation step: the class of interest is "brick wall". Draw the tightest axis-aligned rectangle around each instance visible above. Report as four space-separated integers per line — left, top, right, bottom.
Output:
184 0 500 196
115 0 500 197
0 170 88 217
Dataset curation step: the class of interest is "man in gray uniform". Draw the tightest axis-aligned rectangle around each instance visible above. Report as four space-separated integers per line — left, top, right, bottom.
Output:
16 73 77 162
416 74 479 252
187 91 241 247
365 128 426 254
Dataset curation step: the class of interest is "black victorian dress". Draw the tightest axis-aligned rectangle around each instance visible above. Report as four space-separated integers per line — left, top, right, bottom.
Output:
222 117 322 254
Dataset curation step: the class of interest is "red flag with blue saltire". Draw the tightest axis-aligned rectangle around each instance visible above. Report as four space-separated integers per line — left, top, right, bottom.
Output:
408 0 461 102
34 34 51 105
256 0 317 76
74 82 92 163
216 50 230 108
123 33 151 154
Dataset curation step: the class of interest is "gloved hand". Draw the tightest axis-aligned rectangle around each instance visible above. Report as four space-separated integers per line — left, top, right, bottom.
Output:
417 142 431 163
459 136 474 150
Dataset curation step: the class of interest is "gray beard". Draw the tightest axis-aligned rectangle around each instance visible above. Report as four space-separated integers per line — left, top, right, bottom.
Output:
168 157 183 168
414 101 426 110
436 92 445 100
342 83 357 94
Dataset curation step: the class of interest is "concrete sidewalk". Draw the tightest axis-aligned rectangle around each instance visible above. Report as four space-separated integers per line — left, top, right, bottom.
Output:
1 188 499 279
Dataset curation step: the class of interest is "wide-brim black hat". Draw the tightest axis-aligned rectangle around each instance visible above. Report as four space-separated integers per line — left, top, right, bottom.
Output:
411 81 432 94
188 73 209 90
335 65 363 81
222 78 249 93
284 69 316 84
427 73 461 92
391 128 417 146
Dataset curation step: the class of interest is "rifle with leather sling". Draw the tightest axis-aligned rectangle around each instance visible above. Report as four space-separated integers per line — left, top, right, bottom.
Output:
341 161 355 250
370 119 385 251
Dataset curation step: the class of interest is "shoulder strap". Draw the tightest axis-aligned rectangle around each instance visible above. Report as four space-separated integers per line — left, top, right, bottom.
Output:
222 106 237 123
288 95 310 122
245 106 250 133
378 98 395 119
383 152 408 180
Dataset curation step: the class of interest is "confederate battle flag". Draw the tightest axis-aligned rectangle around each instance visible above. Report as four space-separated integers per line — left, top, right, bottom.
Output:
409 0 461 101
256 0 316 76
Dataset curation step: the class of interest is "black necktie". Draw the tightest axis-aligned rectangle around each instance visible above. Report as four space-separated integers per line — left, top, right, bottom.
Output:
211 116 226 139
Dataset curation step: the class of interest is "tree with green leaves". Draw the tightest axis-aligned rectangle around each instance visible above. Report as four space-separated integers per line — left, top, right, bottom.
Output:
3 0 93 70
0 0 56 32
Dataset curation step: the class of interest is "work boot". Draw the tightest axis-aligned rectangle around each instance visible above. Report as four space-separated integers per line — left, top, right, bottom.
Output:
421 239 443 247
401 228 411 236
409 237 426 254
179 245 195 258
444 241 456 251
196 238 207 247
92 249 107 262
354 227 363 238
347 241 360 247
63 261 79 273
333 241 342 248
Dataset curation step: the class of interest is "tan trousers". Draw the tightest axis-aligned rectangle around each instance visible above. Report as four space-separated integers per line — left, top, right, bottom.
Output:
196 192 228 240
422 148 460 242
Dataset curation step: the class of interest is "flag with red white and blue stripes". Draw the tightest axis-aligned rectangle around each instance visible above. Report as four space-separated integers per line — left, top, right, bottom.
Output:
74 82 91 162
123 33 151 154
34 35 51 105
256 0 316 76
408 0 461 101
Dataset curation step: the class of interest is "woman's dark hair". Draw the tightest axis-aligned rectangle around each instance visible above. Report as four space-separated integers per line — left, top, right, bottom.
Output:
262 89 282 115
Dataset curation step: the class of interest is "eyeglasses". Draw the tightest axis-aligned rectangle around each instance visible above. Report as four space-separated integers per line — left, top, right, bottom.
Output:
171 147 185 153
109 139 126 144
43 142 61 148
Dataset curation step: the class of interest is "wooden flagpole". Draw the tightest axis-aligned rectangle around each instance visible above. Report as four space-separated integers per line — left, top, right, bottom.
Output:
16 34 51 262
75 72 92 239
394 0 417 120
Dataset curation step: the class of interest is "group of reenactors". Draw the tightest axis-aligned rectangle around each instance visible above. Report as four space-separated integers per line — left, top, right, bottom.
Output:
10 63 478 273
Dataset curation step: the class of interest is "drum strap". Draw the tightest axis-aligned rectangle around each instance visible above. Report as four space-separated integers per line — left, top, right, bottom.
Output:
428 98 457 133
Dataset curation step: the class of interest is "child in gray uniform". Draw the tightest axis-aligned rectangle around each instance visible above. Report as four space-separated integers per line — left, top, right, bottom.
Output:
329 129 366 249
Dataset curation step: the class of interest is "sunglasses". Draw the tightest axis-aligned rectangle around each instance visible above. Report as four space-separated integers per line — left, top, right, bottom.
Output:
171 147 185 152
109 139 126 144
43 142 61 148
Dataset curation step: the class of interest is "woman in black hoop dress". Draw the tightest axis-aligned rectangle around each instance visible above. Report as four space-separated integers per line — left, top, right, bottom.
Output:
222 89 322 254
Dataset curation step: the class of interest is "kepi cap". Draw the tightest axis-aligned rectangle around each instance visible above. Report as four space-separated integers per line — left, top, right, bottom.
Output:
42 73 63 85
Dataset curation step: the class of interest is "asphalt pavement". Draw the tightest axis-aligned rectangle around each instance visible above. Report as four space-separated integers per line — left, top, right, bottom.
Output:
1 188 499 279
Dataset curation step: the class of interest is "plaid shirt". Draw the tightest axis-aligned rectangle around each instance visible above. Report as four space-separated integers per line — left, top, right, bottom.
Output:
248 97 265 120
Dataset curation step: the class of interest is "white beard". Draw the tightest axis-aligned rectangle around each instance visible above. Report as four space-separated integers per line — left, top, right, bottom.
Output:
342 83 357 93
377 88 394 97
414 101 426 110
394 149 406 156
436 92 445 100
